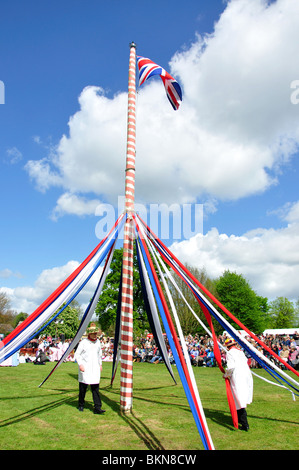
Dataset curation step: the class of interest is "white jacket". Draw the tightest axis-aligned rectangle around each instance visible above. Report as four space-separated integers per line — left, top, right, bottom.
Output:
224 347 253 410
74 338 102 385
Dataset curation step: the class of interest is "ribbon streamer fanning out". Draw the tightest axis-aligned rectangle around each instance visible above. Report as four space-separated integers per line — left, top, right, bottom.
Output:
133 215 215 450
0 214 125 366
135 214 299 399
39 241 117 387
110 237 177 386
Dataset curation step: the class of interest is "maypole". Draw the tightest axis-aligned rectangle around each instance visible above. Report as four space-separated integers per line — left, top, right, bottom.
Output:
119 42 137 413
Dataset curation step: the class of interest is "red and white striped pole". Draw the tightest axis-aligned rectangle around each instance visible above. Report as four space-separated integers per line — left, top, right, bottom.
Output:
120 42 137 413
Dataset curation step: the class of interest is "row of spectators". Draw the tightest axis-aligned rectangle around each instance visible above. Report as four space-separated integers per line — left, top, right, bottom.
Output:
133 331 299 370
20 337 75 364
133 334 221 367
243 331 299 370
20 334 116 364
20 330 299 370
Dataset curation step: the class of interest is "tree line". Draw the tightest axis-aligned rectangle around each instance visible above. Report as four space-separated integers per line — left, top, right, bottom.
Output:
1 247 298 339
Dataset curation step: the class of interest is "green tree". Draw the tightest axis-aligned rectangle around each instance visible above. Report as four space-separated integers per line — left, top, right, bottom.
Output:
295 299 299 327
13 312 28 328
95 247 150 338
214 270 268 334
41 301 81 339
268 297 296 328
0 292 16 335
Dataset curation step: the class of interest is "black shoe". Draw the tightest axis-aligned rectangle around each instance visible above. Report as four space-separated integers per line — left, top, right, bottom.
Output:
78 406 84 412
94 409 106 414
240 424 249 431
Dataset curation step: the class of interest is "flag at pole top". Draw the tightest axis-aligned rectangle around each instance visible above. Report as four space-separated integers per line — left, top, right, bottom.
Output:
137 56 182 110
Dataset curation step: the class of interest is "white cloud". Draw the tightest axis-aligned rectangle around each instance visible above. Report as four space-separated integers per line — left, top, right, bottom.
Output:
51 192 102 221
26 86 128 202
170 200 299 300
5 147 23 164
0 269 22 279
281 200 299 224
1 260 101 314
25 0 299 211
25 157 63 192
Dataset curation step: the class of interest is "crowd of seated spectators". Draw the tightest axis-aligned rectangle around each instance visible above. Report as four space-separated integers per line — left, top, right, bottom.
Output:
245 331 299 370
20 329 299 371
20 336 76 364
132 333 218 367
132 331 299 370
20 334 115 364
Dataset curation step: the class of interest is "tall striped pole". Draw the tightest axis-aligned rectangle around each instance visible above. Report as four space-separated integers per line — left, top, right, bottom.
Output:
120 42 137 413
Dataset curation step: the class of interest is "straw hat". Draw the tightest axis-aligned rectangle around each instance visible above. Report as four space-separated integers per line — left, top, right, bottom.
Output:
225 337 237 349
86 323 99 335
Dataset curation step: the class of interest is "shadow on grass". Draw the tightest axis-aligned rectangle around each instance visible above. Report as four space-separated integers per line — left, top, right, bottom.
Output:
120 410 165 451
97 387 166 450
204 408 235 430
204 407 299 430
0 382 164 450
2 369 296 451
0 392 78 429
102 381 188 408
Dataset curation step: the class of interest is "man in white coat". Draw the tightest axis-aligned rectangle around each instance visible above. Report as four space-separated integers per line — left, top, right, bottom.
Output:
223 337 253 431
74 323 105 414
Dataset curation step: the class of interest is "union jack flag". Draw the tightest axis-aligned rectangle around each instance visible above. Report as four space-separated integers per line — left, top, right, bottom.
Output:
137 56 182 110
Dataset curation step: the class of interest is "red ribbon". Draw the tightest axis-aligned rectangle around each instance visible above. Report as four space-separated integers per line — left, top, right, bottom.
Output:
199 303 239 429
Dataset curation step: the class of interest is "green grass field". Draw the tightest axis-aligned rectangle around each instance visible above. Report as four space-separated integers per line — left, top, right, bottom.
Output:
0 361 298 451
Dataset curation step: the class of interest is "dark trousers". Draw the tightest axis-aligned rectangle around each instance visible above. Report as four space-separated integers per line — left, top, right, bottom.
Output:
237 408 249 428
79 382 102 411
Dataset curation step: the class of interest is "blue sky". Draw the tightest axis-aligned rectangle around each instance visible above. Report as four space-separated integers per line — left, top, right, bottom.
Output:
1 0 299 313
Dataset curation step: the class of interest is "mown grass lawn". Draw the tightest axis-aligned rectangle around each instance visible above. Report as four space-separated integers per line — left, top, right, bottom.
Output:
0 361 298 451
